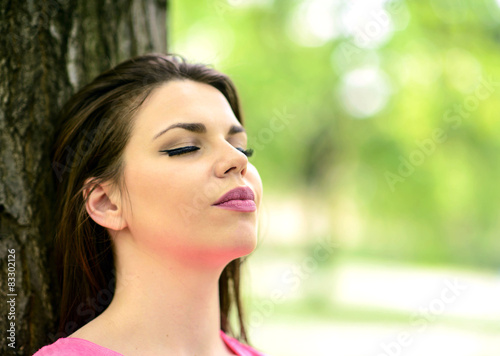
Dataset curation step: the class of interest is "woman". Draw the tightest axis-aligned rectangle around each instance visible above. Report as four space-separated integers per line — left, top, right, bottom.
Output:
34 54 265 355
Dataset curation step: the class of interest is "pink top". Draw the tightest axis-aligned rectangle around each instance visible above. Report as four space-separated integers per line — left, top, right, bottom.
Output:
33 330 266 356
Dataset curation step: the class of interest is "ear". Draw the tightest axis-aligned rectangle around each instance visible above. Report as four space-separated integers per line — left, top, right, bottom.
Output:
84 179 128 231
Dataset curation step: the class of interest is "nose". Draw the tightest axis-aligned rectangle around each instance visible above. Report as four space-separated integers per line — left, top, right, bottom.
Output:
214 143 248 178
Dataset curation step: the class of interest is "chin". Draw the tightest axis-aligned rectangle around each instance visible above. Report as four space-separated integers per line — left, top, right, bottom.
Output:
212 231 257 265
231 233 258 259
234 240 257 258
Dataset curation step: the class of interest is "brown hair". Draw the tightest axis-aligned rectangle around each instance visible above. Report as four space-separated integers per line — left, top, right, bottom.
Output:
52 54 248 342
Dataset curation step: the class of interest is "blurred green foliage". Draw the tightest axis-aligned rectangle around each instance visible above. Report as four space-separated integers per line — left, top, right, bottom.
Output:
171 0 500 269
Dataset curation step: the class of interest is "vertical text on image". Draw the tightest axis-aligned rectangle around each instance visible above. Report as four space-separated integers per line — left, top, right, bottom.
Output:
6 248 17 349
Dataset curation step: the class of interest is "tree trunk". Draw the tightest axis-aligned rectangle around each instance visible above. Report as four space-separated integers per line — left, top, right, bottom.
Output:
0 0 167 354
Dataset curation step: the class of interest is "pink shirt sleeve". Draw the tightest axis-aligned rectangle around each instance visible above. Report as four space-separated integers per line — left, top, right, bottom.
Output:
32 337 124 356
33 332 267 356
220 331 268 356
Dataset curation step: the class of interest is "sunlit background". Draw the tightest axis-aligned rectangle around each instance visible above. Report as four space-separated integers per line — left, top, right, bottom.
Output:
171 1 500 355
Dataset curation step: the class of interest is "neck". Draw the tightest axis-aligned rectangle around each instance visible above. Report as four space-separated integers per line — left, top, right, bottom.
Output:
96 232 234 356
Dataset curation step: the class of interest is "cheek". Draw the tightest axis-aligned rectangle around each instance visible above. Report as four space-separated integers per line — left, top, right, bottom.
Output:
246 163 263 207
122 160 206 237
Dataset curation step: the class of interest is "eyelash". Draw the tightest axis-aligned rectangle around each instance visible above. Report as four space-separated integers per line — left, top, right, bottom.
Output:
161 146 200 156
161 146 254 158
239 148 254 157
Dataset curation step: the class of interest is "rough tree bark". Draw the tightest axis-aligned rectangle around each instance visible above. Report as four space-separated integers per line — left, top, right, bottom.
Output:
0 0 167 354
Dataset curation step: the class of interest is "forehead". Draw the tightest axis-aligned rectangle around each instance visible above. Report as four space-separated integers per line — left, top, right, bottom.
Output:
132 80 240 137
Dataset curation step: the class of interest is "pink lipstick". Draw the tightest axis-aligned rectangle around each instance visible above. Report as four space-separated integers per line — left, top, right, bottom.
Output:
212 186 256 212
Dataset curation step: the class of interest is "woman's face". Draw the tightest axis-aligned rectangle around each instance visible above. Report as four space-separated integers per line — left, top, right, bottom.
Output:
118 80 262 267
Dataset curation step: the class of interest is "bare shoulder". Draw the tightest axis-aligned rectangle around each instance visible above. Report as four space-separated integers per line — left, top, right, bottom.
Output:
68 315 116 343
64 315 131 356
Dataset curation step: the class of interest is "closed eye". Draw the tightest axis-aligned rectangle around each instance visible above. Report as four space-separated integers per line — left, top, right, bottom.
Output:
237 147 254 157
160 146 200 156
160 146 253 157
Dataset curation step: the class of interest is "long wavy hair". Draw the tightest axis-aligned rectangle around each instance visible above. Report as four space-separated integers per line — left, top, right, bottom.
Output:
52 54 248 342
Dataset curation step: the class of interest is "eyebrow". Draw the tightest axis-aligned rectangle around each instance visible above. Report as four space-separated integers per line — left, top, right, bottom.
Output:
153 122 245 141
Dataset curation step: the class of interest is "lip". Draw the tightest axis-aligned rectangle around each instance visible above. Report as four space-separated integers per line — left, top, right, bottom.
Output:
212 186 256 212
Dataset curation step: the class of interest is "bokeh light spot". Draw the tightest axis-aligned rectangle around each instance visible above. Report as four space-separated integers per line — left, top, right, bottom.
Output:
339 67 392 118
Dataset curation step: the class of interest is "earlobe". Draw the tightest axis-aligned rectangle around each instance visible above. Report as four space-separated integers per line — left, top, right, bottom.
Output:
84 180 128 231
